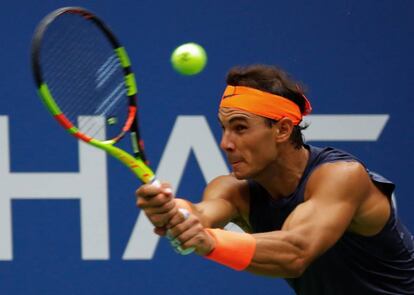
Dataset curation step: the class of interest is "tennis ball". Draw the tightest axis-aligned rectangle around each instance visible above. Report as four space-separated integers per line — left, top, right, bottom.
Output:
170 43 207 75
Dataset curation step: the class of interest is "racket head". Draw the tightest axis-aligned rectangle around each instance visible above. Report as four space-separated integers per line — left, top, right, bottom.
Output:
31 7 147 161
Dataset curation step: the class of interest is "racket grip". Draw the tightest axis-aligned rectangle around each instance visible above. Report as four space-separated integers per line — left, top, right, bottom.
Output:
176 245 195 255
172 208 195 255
178 208 191 219
150 178 161 188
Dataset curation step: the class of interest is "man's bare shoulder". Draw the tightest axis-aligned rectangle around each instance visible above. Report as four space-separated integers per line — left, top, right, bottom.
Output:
305 161 369 200
304 160 390 235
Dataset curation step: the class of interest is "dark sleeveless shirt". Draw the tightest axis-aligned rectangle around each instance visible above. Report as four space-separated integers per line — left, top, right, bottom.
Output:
248 145 414 294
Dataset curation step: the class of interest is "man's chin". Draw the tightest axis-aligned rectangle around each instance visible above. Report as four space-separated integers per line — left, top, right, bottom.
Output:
232 169 249 180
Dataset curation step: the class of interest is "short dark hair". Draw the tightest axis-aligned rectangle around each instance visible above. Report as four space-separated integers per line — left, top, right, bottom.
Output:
226 64 309 149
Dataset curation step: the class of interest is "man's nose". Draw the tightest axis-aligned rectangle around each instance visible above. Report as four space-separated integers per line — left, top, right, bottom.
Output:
220 131 235 151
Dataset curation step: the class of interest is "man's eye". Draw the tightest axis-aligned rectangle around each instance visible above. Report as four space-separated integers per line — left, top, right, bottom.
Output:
235 125 247 132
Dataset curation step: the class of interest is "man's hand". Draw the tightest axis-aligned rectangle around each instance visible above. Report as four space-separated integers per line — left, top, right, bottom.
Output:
166 209 216 256
136 182 178 236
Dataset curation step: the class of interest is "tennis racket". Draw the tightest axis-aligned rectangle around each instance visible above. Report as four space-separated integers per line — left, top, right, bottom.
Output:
31 7 194 255
31 7 157 185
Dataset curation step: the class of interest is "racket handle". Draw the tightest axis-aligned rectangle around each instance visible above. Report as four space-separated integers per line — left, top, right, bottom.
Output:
173 208 195 255
150 178 161 188
178 208 191 219
176 245 195 255
148 181 195 255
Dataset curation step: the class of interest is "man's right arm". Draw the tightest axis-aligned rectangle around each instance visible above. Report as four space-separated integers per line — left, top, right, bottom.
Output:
135 174 249 235
194 175 250 229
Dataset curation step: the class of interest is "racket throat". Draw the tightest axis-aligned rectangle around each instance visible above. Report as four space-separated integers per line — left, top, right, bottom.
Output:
130 131 146 162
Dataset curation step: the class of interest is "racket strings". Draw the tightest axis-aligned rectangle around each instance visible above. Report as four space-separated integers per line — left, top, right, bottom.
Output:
39 13 129 141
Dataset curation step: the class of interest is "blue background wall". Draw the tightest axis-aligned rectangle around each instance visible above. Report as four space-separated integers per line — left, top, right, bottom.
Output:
0 1 413 294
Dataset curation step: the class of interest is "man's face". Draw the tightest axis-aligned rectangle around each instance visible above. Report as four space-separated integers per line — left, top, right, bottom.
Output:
218 107 279 179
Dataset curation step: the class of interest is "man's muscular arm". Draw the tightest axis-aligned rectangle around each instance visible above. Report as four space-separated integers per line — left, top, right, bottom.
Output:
246 162 369 277
169 162 372 276
136 175 248 235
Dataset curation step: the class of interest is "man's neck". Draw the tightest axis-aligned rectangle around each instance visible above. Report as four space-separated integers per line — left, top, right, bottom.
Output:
254 145 310 200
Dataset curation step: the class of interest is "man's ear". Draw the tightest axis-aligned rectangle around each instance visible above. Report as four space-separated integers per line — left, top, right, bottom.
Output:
274 118 294 143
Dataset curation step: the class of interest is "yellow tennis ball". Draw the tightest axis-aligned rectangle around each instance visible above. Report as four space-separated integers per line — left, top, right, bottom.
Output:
170 43 207 75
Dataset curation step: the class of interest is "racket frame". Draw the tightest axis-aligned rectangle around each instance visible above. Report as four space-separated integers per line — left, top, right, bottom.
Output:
31 7 156 184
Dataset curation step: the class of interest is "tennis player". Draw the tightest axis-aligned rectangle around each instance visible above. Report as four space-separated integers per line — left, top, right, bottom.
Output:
136 65 414 294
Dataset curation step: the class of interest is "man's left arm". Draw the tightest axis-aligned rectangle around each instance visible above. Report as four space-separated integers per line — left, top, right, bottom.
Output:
169 161 371 277
246 161 370 277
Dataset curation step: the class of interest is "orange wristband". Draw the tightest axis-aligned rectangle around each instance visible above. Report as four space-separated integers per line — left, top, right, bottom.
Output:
204 228 256 271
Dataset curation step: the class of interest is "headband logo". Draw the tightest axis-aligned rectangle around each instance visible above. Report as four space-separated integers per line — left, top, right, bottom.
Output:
222 94 237 99
222 87 237 99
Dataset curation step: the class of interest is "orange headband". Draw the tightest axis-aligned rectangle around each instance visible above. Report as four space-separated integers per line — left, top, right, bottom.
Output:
219 85 312 125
